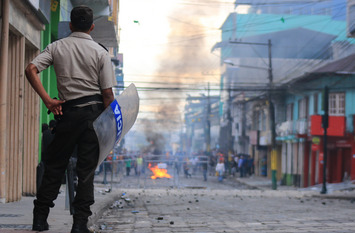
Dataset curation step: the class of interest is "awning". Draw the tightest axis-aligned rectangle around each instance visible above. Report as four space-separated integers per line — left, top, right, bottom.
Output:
311 53 355 74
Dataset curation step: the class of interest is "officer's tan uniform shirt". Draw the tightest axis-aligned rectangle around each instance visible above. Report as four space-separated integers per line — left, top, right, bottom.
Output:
31 32 116 102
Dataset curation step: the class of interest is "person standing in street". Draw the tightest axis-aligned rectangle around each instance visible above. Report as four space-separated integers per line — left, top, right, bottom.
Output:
201 152 209 181
136 155 143 176
215 158 225 182
25 5 116 233
125 156 132 176
238 155 245 178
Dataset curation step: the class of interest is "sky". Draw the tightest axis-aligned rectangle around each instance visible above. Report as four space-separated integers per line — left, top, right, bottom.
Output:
118 0 236 144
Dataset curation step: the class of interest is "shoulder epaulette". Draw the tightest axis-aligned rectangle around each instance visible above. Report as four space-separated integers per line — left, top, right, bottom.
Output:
98 43 108 52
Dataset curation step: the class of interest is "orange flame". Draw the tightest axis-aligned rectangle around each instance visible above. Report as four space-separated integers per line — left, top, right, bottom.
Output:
148 163 172 179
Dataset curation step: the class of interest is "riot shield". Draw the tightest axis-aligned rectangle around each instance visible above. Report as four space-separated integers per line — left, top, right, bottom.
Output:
93 83 139 173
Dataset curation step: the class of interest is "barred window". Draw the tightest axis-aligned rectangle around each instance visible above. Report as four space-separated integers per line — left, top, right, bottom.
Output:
329 93 345 116
298 97 309 119
314 93 318 114
286 103 293 121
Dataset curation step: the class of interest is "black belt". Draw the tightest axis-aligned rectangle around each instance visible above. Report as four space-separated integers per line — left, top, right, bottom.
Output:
62 94 103 111
47 94 103 115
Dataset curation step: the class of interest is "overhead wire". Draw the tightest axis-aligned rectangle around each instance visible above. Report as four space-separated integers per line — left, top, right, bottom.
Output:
124 73 222 81
121 1 350 102
128 84 349 92
120 2 341 49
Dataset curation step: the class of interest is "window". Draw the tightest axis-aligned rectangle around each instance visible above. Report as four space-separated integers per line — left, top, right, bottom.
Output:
255 108 267 131
314 93 318 114
329 93 345 116
286 103 293 121
261 109 266 131
298 97 309 119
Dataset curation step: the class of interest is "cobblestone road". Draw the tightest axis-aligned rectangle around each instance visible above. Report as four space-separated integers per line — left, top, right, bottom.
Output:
92 175 355 233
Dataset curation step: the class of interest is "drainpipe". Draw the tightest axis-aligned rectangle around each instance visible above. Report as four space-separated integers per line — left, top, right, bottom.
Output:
0 0 10 203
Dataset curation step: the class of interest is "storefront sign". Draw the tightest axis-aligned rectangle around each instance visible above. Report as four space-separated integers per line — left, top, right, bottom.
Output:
335 140 352 148
312 137 320 145
249 130 259 145
311 144 320 151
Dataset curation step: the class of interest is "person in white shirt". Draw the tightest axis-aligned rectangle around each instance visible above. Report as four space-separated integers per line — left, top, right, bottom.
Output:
215 158 225 182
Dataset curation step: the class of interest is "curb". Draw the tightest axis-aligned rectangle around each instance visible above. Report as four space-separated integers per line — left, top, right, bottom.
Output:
233 178 260 190
88 190 122 227
311 194 355 201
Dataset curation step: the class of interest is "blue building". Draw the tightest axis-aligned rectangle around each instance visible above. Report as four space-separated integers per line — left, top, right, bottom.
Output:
277 53 355 187
235 0 346 20
212 1 354 184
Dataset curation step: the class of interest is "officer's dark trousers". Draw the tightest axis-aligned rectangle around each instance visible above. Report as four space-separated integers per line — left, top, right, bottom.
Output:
34 104 103 224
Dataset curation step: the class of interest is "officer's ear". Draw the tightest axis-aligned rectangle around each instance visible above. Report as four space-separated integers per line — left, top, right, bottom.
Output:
88 24 95 33
69 22 73 32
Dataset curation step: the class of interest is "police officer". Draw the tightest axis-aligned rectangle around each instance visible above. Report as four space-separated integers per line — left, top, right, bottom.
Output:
25 5 116 233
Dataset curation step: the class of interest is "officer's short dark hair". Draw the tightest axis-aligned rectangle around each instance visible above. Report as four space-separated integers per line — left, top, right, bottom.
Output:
70 5 93 31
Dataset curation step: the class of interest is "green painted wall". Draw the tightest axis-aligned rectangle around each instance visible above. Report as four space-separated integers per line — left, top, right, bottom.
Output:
38 0 60 161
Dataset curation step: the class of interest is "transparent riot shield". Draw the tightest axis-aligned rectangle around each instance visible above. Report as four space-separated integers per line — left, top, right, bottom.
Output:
91 83 139 178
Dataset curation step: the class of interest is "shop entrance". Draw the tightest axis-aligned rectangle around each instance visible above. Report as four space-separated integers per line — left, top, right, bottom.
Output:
328 148 351 183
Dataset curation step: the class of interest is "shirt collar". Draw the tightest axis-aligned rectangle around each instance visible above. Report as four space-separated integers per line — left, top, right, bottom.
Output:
69 32 93 40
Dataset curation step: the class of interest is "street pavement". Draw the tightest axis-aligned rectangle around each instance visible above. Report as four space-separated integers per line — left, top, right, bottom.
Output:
92 174 355 233
0 174 354 233
93 188 355 233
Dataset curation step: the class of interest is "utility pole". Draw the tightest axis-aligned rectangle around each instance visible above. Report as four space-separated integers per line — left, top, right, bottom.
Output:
227 87 234 155
206 83 211 152
267 39 277 190
229 39 277 190
320 86 329 194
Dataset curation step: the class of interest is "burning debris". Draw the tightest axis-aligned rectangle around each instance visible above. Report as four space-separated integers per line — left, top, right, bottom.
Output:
148 163 172 179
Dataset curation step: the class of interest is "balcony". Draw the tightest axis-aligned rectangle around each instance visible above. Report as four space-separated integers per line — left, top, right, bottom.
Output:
310 115 346 136
296 118 309 135
276 121 293 137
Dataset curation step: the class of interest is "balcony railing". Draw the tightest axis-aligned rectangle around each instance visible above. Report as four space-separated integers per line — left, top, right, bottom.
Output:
276 120 293 137
296 118 309 135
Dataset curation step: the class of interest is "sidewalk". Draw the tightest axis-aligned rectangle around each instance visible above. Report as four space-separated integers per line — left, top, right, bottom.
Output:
0 184 122 233
234 175 355 200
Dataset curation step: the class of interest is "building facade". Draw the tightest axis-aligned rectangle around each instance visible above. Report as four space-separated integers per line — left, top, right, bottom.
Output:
277 53 355 187
0 0 120 203
213 1 355 185
0 0 50 203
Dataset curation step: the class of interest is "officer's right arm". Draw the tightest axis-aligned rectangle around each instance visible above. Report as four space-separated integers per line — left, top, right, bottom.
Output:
26 43 65 115
25 63 65 115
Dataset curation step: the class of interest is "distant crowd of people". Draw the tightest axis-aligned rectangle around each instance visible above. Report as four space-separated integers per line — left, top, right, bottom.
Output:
213 152 255 182
40 122 259 187
91 149 259 184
